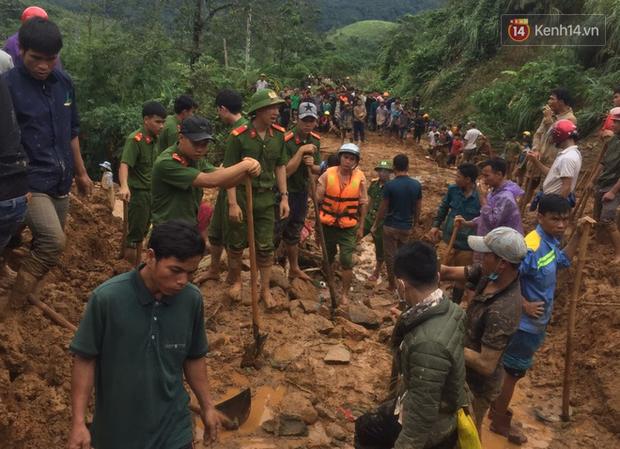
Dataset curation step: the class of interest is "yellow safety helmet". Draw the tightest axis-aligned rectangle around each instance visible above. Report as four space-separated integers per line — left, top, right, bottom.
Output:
522 130 531 137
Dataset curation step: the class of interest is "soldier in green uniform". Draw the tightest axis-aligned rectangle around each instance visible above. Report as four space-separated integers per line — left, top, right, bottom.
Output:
118 101 167 260
275 102 322 281
224 89 290 308
202 89 248 282
151 116 261 227
158 95 198 153
363 160 393 282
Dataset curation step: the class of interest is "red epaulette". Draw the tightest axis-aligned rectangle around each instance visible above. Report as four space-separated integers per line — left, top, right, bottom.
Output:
284 131 295 142
231 124 248 136
271 123 286 133
172 152 188 167
134 132 143 142
310 131 321 140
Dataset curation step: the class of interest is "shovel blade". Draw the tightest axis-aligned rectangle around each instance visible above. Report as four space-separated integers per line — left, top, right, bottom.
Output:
216 387 252 428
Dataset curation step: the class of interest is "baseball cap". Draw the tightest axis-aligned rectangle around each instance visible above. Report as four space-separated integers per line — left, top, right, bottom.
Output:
467 227 527 264
610 106 620 121
99 161 112 171
299 102 318 119
180 116 214 142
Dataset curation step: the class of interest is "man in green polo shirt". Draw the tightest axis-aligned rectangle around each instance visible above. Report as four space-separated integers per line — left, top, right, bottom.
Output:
224 89 290 307
68 220 226 449
118 101 167 261
275 101 321 281
159 95 198 153
201 89 249 282
151 116 261 227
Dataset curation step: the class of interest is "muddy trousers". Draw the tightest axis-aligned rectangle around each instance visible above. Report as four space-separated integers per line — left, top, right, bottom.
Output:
126 188 151 246
227 189 275 261
383 225 411 287
208 189 228 247
20 193 69 278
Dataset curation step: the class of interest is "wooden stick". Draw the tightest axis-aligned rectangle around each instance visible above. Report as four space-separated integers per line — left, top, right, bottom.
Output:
118 200 129 260
520 174 534 215
244 178 261 349
27 294 77 332
442 221 461 265
307 166 338 314
561 216 596 421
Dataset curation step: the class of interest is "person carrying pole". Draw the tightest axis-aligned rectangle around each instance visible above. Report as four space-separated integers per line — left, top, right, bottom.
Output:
224 89 290 308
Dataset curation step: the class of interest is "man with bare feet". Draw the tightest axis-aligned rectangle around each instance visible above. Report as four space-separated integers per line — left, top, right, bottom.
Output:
317 143 368 305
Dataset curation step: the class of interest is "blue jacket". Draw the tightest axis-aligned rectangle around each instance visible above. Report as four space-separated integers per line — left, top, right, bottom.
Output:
3 63 79 196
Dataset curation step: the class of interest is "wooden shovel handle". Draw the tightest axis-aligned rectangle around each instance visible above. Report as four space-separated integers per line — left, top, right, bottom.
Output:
244 178 260 335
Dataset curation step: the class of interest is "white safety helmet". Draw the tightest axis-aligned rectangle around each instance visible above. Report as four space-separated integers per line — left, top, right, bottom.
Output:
338 143 361 159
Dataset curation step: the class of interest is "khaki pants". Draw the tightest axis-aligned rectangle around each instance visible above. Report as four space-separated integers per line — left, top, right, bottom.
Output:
21 193 69 278
383 225 411 287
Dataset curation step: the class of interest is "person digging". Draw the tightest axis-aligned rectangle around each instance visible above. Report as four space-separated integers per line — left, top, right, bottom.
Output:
316 143 368 306
224 89 290 308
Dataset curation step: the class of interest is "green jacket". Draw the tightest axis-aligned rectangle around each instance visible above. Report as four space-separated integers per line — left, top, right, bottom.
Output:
392 296 468 449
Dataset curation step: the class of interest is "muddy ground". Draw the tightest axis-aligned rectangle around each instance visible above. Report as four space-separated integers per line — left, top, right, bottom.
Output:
0 132 618 449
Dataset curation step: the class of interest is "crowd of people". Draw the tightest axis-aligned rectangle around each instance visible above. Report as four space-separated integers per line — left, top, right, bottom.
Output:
1 7 620 449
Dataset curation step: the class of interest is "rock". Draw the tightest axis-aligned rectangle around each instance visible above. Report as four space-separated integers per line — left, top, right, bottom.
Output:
347 303 380 329
206 333 230 351
307 422 331 448
334 317 369 341
278 391 319 424
324 344 351 365
326 422 347 441
378 325 394 343
313 315 335 334
278 415 309 436
290 278 318 302
300 300 320 313
261 419 277 434
270 266 290 290
271 343 305 369
314 404 336 420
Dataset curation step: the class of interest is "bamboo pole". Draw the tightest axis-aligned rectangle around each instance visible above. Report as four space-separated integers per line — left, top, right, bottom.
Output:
561 216 596 421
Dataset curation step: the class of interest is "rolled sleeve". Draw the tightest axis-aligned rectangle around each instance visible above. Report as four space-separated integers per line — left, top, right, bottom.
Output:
358 174 368 205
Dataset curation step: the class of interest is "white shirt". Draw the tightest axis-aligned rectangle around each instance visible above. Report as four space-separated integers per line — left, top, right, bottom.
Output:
0 49 13 75
542 145 582 194
463 128 482 150
256 79 269 90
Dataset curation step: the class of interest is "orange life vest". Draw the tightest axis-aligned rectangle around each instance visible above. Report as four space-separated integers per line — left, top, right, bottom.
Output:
319 166 363 228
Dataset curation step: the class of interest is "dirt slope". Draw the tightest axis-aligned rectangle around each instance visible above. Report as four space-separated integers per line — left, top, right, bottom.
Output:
0 132 617 449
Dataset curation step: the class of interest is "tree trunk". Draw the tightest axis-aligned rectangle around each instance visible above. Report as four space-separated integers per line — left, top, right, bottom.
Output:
223 37 229 68
190 0 204 67
245 7 252 72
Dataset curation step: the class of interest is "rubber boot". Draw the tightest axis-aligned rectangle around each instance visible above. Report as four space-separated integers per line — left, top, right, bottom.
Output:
8 268 39 310
489 408 528 445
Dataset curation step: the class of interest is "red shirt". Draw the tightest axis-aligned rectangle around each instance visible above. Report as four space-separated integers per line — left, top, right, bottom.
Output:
602 113 614 132
450 139 463 156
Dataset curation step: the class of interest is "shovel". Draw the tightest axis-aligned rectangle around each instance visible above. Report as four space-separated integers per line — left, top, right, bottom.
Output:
442 220 461 265
240 177 268 368
190 387 252 430
307 166 338 316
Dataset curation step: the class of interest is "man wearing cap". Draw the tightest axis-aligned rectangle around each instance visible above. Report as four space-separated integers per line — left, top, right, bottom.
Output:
526 119 582 204
151 116 261 227
256 73 269 91
118 101 167 261
440 226 527 433
363 160 392 282
224 89 289 307
275 102 321 281
5 18 93 309
159 95 198 153
317 143 368 305
591 108 620 263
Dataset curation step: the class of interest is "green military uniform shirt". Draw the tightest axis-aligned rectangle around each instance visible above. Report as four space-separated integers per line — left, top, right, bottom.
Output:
151 145 215 225
158 115 180 154
121 126 160 190
69 267 208 449
223 121 288 190
283 126 321 193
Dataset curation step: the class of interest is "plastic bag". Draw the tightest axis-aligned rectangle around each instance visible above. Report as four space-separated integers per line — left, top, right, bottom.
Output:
457 408 482 449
